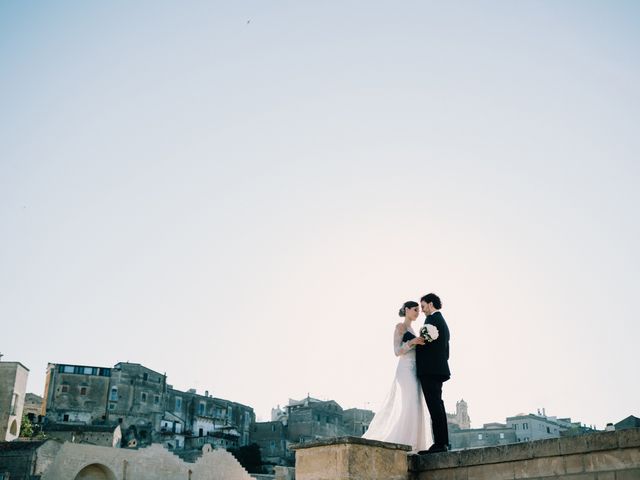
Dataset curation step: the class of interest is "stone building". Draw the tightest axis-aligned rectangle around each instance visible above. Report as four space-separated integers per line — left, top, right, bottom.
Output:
287 397 344 443
342 408 374 436
107 362 168 446
252 421 290 466
253 397 374 469
22 393 43 421
42 361 254 452
0 361 29 441
449 422 517 450
615 415 640 430
43 363 112 425
165 387 254 451
446 399 471 430
505 412 590 442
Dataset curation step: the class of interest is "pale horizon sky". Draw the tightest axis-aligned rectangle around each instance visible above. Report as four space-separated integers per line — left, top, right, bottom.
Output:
1 1 639 430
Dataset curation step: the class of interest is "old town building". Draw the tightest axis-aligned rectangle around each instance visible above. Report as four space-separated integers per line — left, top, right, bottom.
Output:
0 361 29 441
42 361 254 451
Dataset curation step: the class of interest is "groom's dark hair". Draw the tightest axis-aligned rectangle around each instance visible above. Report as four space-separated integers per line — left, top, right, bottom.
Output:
420 293 442 309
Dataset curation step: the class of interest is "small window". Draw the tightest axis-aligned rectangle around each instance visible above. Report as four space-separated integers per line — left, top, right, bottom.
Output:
63 414 69 422
478 434 483 440
63 365 74 373
61 385 69 393
500 433 505 439
80 387 87 396
110 387 118 401
271 424 276 432
83 367 93 375
109 403 115 410
143 373 148 381
141 392 147 402
547 426 551 433
154 395 160 405
175 397 182 410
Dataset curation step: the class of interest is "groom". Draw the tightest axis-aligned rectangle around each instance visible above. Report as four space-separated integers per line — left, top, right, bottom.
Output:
416 293 451 454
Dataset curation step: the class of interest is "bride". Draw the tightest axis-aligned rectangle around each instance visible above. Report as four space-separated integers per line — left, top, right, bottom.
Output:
362 301 432 452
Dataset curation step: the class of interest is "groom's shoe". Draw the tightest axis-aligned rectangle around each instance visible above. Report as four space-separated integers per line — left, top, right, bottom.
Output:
418 444 448 454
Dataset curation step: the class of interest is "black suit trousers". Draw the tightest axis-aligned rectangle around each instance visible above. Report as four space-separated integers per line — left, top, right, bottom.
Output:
419 375 449 447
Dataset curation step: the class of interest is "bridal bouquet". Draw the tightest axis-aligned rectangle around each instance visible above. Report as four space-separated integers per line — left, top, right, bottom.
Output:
420 324 439 342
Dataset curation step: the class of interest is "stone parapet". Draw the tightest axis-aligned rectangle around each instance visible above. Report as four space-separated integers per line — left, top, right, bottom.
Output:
291 436 411 480
410 428 640 479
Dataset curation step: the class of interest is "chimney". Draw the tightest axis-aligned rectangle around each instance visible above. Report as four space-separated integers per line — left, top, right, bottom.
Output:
205 390 209 397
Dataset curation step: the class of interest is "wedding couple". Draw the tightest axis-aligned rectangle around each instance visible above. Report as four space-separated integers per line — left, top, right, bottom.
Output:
362 293 451 454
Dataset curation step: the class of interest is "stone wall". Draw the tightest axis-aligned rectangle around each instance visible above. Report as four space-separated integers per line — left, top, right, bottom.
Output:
39 442 255 480
0 362 29 441
410 428 640 479
291 436 410 480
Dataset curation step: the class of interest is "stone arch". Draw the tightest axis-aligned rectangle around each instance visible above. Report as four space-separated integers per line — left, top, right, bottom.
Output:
9 419 18 435
73 463 117 480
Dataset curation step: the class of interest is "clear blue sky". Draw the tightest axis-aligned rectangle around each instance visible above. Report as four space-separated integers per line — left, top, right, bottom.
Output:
1 1 639 428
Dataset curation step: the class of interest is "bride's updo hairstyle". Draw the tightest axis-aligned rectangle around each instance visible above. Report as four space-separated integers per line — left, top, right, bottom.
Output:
398 301 419 317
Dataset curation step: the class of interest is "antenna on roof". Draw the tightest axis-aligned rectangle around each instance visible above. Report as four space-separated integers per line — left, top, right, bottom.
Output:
0 353 3 361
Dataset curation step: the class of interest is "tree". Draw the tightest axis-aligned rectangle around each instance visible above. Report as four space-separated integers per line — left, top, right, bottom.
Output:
228 443 264 473
19 414 33 437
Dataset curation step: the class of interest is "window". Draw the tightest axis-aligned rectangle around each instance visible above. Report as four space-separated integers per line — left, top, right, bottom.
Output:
500 433 505 439
63 365 75 373
198 403 205 415
523 423 529 430
141 392 147 402
110 387 118 401
80 387 87 396
175 397 182 410
154 395 160 405
109 403 116 410
271 424 276 432
547 426 551 433
143 373 148 381
83 367 94 375
478 434 483 440
61 385 69 393
63 414 69 422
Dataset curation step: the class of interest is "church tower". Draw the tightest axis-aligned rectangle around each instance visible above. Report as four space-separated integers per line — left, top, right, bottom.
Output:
455 399 471 429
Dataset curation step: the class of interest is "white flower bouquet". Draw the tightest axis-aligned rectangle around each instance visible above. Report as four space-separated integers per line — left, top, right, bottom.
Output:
420 324 439 343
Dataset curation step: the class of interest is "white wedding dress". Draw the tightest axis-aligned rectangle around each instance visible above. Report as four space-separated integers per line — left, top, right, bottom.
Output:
362 324 432 452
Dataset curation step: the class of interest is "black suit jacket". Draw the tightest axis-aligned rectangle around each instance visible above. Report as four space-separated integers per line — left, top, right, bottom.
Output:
416 311 451 380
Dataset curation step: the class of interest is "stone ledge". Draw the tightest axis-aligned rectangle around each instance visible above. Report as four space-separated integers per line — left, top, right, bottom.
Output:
290 436 412 452
410 429 640 472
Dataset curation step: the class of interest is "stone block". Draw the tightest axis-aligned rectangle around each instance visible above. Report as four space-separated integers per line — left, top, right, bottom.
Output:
417 467 469 480
614 467 640 480
467 462 515 480
584 449 640 472
595 472 615 480
616 428 640 449
530 438 561 458
561 436 592 456
481 445 518 464
413 450 464 471
563 453 585 474
292 437 410 480
513 456 564 478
